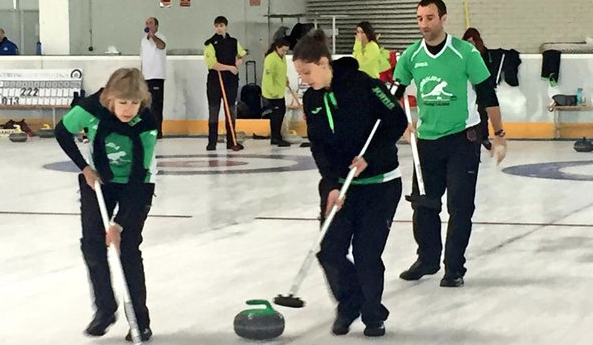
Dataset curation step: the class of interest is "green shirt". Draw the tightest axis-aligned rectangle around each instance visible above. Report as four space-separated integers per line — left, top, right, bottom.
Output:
62 106 158 183
262 51 287 99
353 40 389 79
394 35 490 139
204 41 246 69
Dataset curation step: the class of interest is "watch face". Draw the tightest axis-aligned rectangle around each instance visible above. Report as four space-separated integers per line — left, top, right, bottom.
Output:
497 130 506 137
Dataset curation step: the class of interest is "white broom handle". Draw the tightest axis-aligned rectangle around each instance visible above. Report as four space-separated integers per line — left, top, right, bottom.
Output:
495 53 505 85
403 95 426 195
94 181 143 345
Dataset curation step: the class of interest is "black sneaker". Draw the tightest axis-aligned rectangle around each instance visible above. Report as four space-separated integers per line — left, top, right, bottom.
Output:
440 272 464 288
399 259 440 281
84 311 116 337
125 327 152 342
227 143 244 150
3 119 16 129
206 143 216 151
272 139 291 147
331 314 358 336
363 321 386 337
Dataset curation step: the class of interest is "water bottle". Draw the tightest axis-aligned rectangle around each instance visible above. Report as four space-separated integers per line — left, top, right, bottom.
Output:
36 41 42 55
576 88 583 105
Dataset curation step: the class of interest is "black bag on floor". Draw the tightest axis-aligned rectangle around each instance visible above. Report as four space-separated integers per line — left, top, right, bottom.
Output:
238 60 262 119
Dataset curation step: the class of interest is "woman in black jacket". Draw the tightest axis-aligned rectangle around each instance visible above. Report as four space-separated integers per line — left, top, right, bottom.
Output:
292 30 407 337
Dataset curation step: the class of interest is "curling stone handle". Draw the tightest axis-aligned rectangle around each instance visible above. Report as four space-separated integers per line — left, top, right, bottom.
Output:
245 299 274 311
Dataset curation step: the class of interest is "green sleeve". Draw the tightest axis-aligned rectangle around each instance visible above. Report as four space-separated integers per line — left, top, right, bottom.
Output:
466 46 490 85
61 105 95 134
237 41 247 58
140 130 157 170
393 48 413 85
204 44 217 69
353 41 381 78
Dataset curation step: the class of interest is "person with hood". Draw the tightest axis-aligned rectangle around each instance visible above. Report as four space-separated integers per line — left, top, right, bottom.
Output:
55 68 157 342
204 15 247 151
292 29 408 337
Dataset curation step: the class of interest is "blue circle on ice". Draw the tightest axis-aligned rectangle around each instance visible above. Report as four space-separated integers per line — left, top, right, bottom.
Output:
502 160 593 181
44 154 317 175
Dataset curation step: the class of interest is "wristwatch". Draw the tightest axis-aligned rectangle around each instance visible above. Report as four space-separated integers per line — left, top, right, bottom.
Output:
494 129 506 137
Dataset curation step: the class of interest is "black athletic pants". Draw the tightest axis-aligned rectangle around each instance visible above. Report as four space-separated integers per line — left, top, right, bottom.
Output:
78 174 154 329
207 72 239 146
410 129 481 276
146 79 164 139
265 97 286 142
317 178 401 324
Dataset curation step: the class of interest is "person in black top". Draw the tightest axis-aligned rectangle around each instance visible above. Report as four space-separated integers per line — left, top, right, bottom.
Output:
293 30 407 337
463 27 493 150
55 68 157 342
204 16 247 151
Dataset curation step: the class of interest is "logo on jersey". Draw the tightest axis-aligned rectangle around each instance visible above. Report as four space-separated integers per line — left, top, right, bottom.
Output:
310 107 322 114
414 62 428 68
419 76 457 105
106 141 131 165
371 86 395 110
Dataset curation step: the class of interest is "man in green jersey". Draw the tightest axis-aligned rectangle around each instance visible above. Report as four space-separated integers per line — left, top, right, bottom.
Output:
394 0 506 287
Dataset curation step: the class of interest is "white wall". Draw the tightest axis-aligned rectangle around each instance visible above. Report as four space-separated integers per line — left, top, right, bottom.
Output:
38 0 69 55
0 0 37 10
436 0 593 53
67 0 306 56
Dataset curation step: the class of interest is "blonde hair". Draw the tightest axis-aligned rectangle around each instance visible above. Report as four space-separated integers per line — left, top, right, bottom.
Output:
100 68 151 110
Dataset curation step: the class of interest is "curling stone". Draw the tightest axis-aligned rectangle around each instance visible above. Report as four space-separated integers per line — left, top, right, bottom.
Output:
37 124 55 138
234 299 284 340
9 124 27 143
574 137 593 152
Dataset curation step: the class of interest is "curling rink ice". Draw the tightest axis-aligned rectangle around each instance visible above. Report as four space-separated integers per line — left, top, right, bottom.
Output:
1 137 593 345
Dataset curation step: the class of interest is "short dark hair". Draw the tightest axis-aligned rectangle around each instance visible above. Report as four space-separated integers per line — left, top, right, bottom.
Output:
214 16 228 26
417 0 447 16
292 29 331 63
153 17 159 26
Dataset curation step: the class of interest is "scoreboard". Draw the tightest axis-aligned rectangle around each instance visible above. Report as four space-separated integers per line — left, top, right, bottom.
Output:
0 69 83 107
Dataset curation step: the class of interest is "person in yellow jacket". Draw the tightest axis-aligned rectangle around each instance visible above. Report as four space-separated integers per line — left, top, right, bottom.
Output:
262 38 291 146
352 21 390 79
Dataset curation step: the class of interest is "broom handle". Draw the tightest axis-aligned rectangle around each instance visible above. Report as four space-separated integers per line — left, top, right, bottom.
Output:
218 71 238 146
403 95 426 195
94 181 143 345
